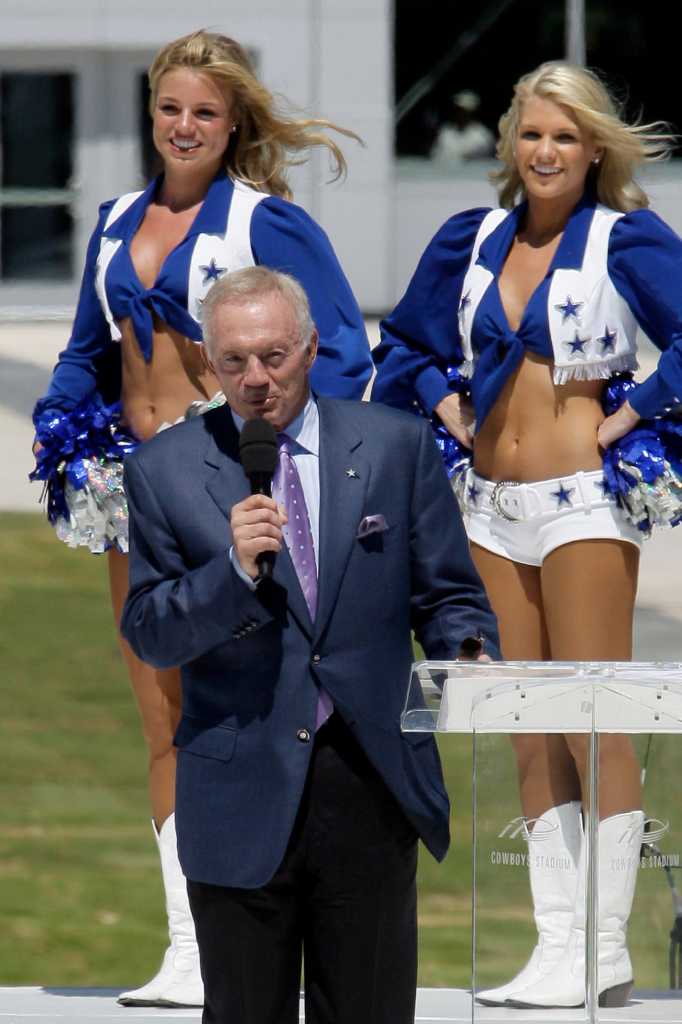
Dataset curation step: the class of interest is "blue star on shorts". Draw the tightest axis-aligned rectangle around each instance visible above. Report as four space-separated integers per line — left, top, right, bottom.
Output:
467 482 481 506
551 483 574 508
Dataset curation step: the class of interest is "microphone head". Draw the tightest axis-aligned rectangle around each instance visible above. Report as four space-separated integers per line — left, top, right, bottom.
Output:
239 418 278 479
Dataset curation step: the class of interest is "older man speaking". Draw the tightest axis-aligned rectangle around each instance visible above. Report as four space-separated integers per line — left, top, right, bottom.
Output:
121 266 498 1024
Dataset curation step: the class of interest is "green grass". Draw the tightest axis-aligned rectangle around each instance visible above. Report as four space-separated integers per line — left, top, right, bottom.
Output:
0 512 162 986
1 513 680 990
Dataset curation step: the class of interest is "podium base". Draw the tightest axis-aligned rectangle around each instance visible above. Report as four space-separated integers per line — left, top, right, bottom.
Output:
1 986 681 1022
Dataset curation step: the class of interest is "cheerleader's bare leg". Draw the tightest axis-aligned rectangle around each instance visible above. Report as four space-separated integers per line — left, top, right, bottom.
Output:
108 547 180 827
471 543 584 1005
108 547 203 1008
471 542 582 818
503 538 643 1008
542 538 641 818
472 536 642 1007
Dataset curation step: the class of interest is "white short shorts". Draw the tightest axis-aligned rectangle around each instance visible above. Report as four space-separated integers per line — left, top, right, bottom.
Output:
462 468 642 567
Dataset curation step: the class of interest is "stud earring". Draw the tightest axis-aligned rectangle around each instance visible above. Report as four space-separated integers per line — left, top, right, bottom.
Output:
592 156 601 165
230 124 238 133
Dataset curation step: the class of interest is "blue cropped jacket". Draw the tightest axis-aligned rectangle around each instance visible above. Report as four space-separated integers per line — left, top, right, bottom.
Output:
35 172 372 422
372 192 682 428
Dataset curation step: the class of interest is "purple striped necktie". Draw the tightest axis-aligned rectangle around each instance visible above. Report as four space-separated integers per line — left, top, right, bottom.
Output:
273 433 333 730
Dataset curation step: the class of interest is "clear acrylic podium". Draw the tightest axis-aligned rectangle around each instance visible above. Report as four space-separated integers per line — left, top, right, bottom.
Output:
403 662 682 1022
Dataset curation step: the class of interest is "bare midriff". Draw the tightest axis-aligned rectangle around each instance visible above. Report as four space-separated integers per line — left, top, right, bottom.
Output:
473 351 605 482
119 317 221 442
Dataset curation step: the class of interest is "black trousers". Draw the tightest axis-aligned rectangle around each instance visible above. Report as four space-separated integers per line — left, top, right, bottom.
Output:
187 713 419 1024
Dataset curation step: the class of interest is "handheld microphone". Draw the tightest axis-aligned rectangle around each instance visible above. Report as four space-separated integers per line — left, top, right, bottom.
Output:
238 418 279 578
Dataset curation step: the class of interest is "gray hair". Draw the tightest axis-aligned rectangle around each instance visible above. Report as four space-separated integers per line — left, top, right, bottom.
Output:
200 266 315 356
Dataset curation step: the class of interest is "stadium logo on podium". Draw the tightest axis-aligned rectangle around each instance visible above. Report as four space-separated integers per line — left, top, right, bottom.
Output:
624 817 670 845
498 816 559 842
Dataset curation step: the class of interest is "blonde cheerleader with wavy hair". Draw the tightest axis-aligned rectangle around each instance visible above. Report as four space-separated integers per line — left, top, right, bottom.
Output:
32 28 371 1007
374 61 682 1009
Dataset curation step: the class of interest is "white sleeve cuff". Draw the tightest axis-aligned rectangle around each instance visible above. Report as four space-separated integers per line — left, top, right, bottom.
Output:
229 546 257 591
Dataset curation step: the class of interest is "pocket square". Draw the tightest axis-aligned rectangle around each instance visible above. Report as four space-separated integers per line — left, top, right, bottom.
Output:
356 514 388 539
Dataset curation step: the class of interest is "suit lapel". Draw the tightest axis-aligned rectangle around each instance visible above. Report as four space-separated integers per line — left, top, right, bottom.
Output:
314 399 369 641
203 409 314 635
204 411 249 516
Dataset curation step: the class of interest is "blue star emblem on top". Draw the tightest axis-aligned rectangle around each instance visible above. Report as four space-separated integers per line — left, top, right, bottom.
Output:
565 331 589 355
598 326 618 353
199 258 227 284
551 482 575 508
555 295 584 323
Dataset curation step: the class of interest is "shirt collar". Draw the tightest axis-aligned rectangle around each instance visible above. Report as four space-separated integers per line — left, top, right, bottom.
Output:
478 190 598 275
230 395 319 456
104 171 235 242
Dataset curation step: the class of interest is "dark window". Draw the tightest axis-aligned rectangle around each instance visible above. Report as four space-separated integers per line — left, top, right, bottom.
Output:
1 73 74 188
0 72 75 280
138 73 161 182
1 206 73 280
394 2 680 159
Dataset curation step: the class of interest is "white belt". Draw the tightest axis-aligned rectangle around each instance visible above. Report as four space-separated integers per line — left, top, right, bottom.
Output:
464 468 612 522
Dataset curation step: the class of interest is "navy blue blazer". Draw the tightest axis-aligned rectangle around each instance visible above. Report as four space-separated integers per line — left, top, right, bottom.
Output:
121 397 500 888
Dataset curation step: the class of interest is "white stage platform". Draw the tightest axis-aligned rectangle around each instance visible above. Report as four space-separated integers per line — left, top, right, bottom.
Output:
1 987 681 1023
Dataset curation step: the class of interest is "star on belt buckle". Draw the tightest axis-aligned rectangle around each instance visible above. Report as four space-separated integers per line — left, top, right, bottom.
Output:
491 480 523 523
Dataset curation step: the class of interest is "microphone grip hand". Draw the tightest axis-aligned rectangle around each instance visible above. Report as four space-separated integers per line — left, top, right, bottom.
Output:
231 494 287 581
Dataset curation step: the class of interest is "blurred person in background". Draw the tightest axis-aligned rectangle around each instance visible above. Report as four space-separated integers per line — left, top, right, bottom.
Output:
430 89 495 166
373 61 682 1009
31 28 371 1008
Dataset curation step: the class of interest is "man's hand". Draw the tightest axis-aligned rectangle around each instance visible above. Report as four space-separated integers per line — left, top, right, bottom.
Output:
433 392 474 449
231 494 287 580
597 400 640 449
455 635 492 662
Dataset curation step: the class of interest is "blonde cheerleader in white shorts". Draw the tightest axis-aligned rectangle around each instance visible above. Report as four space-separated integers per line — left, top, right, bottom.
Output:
373 62 682 1012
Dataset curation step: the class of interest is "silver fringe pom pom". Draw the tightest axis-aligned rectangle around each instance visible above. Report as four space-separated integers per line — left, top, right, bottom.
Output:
55 458 129 554
614 458 682 536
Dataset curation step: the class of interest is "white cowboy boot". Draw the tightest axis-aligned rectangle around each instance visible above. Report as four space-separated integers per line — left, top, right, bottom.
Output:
118 815 204 1007
507 809 644 1009
476 801 583 1005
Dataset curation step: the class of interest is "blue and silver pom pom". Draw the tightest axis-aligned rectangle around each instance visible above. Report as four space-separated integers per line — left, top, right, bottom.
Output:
432 422 472 502
419 364 473 502
30 397 139 554
602 374 682 535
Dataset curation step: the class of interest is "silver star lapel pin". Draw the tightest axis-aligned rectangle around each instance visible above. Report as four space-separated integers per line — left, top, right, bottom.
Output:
345 468 359 479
